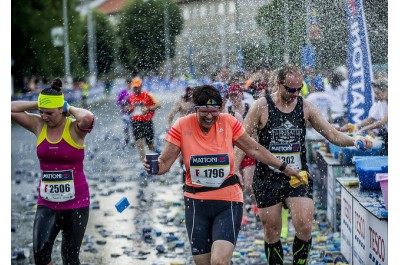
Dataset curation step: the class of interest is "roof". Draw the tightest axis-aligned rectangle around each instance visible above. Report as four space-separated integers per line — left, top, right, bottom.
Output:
97 0 129 15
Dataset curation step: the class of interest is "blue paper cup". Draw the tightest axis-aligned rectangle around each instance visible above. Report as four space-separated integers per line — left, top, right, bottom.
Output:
115 196 130 213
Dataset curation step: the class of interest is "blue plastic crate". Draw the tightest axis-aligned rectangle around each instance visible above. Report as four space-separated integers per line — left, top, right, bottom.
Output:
354 156 388 189
341 146 383 165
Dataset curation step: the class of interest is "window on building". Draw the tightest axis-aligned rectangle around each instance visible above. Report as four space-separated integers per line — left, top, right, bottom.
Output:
209 4 216 16
218 3 225 15
228 1 235 14
200 6 206 18
229 22 235 34
192 7 198 19
183 8 190 20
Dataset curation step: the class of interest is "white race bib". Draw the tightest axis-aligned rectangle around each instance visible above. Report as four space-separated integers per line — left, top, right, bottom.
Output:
132 103 143 115
40 170 75 202
189 154 230 187
268 143 302 172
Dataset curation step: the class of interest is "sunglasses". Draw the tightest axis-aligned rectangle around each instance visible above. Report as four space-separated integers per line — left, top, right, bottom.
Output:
281 82 303 93
195 106 220 117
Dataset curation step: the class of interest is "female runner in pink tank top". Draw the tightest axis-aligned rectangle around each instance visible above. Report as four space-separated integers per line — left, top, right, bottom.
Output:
11 78 95 265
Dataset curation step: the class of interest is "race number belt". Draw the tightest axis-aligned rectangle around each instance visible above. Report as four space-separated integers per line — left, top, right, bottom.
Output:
189 154 230 187
184 175 242 194
40 170 75 202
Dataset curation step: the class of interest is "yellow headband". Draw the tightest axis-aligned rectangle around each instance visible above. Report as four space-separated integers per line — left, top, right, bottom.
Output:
37 94 64 108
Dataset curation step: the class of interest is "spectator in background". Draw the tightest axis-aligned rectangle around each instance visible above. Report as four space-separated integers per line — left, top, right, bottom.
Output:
166 86 196 180
227 71 254 108
81 80 89 109
339 79 388 155
215 66 231 83
212 81 229 113
305 76 333 122
325 66 348 125
166 86 195 131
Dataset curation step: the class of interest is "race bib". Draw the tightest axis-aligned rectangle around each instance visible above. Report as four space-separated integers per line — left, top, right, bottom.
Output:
269 143 302 172
132 103 143 115
189 154 230 187
40 170 75 202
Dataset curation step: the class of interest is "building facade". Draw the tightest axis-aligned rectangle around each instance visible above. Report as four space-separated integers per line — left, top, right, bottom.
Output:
174 0 270 77
93 0 270 78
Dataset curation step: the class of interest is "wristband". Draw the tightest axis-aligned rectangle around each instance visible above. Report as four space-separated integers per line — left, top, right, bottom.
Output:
279 162 287 172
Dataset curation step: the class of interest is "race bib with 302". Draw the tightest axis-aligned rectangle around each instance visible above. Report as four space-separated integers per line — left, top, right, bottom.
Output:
268 121 303 172
189 154 230 188
40 170 75 202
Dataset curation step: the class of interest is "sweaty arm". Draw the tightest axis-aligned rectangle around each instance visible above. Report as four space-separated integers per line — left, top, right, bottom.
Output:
358 112 388 133
234 132 300 178
69 106 95 136
11 101 42 135
166 101 181 129
305 100 372 149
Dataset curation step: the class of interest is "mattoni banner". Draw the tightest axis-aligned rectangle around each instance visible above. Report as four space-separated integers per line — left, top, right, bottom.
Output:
345 0 373 124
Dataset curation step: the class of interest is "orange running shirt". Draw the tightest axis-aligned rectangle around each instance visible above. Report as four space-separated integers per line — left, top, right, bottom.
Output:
128 91 158 121
166 113 245 202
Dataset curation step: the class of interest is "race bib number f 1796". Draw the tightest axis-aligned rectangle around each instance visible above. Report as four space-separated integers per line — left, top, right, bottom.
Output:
190 154 230 187
40 170 75 202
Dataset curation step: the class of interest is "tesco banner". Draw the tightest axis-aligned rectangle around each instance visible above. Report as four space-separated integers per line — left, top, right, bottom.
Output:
345 0 373 123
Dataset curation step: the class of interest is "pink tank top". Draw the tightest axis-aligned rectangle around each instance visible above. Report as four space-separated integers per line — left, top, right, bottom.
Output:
36 118 90 210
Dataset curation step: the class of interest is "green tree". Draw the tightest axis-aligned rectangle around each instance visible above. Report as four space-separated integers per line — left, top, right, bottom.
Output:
118 0 183 74
242 42 270 71
256 0 307 69
80 11 116 79
11 0 86 90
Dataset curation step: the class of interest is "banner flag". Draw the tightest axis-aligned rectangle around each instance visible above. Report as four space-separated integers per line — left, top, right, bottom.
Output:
345 0 373 124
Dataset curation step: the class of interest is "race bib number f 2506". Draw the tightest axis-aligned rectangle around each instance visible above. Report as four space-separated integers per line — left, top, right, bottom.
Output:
40 170 75 202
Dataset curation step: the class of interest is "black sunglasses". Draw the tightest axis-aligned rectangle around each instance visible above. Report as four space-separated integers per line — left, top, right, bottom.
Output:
281 82 303 93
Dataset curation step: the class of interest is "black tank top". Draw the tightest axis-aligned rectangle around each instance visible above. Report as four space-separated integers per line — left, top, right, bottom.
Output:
228 103 250 118
255 94 308 180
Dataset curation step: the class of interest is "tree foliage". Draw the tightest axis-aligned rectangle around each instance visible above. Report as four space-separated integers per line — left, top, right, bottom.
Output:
242 42 270 71
118 0 183 75
11 0 85 89
256 0 307 69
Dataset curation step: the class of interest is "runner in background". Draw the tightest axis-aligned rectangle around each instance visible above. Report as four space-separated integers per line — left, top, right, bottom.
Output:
129 77 160 165
116 78 134 147
166 86 195 181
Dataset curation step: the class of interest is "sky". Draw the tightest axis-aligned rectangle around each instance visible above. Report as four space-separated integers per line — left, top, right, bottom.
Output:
4 0 399 263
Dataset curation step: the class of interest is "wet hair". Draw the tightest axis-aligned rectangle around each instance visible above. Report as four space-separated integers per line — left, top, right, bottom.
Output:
192 85 223 106
330 71 343 90
277 65 303 84
41 78 63 95
182 86 192 102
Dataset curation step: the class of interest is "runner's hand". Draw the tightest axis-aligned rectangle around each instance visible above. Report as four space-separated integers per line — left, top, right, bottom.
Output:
283 167 304 183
